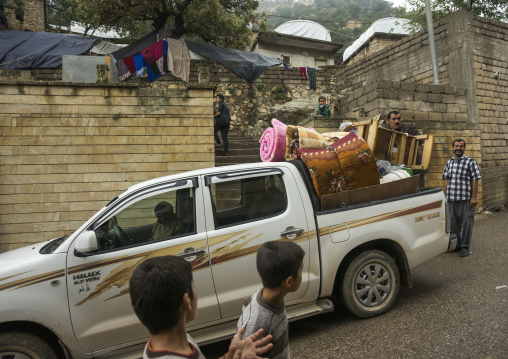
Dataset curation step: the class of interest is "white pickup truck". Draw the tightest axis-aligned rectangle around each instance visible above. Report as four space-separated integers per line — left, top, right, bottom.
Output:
0 160 454 359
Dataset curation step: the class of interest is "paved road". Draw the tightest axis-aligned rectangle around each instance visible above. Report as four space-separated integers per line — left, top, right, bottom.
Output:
201 211 508 359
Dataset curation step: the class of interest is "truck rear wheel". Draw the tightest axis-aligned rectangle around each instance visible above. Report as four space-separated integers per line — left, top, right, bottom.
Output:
0 332 58 359
341 250 400 318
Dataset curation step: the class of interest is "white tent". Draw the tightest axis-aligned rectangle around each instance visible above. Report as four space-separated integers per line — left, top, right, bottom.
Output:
343 18 413 61
274 20 331 42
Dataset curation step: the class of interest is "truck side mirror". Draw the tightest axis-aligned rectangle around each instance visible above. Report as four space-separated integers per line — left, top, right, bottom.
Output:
74 230 99 256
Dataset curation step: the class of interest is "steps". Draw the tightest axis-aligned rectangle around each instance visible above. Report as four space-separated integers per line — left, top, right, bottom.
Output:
215 135 262 167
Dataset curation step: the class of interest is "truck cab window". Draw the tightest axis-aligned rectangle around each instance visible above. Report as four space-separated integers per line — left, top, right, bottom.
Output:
94 188 196 252
210 175 287 228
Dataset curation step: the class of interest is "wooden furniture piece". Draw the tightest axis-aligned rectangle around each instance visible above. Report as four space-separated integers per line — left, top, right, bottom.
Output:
344 119 434 170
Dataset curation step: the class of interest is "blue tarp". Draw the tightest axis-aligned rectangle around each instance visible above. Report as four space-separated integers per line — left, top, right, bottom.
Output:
186 41 282 83
0 31 98 70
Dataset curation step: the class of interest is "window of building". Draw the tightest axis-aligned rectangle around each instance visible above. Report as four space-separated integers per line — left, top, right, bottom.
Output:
281 55 292 66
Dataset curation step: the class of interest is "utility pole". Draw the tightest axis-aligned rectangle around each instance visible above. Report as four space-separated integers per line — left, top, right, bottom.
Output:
425 0 440 85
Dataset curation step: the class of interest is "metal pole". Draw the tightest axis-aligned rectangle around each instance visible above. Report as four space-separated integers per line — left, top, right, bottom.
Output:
425 0 440 85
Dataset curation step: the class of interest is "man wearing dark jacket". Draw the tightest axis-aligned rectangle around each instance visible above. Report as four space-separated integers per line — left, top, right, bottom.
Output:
214 94 231 156
383 110 420 135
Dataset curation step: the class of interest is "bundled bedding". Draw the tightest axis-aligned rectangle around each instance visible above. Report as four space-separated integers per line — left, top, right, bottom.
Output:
259 119 287 162
259 119 380 199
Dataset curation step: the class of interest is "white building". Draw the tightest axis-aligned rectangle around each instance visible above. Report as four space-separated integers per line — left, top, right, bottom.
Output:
252 20 343 67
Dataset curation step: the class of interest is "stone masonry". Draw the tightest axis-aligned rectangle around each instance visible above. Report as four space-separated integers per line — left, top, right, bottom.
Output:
0 81 215 252
2 0 45 32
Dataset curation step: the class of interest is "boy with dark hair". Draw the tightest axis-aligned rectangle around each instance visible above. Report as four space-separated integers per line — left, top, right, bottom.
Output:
130 255 273 359
315 95 331 117
237 241 305 359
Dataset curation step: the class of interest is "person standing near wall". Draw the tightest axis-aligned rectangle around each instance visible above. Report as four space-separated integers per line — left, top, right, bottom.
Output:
214 94 231 156
442 139 482 257
382 110 420 135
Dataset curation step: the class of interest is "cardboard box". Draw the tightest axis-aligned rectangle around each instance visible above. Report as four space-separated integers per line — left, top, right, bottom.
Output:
321 175 420 210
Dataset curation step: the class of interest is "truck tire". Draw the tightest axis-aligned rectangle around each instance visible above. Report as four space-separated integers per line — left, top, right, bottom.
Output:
0 332 58 359
341 250 400 318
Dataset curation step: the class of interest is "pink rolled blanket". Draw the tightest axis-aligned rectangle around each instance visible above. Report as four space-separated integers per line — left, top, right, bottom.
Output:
259 118 288 162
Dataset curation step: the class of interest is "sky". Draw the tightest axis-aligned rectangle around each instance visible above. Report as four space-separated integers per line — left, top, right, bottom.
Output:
388 0 408 9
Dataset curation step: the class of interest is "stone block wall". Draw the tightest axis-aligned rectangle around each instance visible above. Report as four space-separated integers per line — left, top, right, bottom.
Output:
471 16 508 208
2 0 45 31
122 59 338 133
333 10 508 209
347 35 408 66
0 81 215 252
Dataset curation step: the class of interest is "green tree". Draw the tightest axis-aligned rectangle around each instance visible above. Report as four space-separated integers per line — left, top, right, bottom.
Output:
400 0 508 29
75 0 265 49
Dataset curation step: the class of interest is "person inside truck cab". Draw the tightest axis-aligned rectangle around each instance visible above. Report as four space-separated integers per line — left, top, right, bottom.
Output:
150 201 185 241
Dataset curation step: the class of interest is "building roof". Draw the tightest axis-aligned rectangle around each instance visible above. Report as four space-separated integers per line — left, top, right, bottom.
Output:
343 18 413 62
257 31 343 53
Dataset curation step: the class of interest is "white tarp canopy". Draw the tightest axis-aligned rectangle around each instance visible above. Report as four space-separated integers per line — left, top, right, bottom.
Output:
70 21 124 39
274 20 331 42
343 18 412 61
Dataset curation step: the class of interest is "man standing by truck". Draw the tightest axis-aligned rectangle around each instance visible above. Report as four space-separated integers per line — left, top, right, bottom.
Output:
442 139 482 257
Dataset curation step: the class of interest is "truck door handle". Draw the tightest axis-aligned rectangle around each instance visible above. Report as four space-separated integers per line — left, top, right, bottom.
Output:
280 226 304 239
177 247 206 262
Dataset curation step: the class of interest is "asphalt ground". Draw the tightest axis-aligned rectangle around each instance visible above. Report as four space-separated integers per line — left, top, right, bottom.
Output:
200 211 508 359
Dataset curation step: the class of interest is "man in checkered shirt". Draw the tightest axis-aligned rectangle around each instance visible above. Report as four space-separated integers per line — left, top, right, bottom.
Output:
442 139 482 257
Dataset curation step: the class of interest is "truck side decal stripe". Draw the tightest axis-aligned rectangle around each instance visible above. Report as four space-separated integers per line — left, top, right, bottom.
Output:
0 269 65 292
322 200 443 235
1 228 313 301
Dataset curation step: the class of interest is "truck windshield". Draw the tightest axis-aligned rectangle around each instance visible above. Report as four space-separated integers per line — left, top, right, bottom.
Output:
39 234 70 254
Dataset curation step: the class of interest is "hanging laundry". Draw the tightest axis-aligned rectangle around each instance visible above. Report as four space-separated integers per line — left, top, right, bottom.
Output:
167 38 191 82
146 63 162 82
300 67 308 80
284 65 292 70
123 56 135 73
116 59 131 81
308 67 316 90
133 53 148 78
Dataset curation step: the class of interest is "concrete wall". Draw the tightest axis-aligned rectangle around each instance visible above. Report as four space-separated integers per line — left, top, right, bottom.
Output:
0 81 215 252
254 42 334 67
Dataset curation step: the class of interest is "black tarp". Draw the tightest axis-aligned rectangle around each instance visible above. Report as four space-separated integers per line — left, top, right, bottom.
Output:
110 29 158 61
0 31 98 70
186 41 282 83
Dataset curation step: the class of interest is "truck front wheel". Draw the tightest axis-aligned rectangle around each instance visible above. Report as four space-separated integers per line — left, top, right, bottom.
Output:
341 250 400 318
0 332 58 359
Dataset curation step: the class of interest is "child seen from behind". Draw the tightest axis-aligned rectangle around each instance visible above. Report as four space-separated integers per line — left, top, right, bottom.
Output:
237 241 305 359
130 255 273 359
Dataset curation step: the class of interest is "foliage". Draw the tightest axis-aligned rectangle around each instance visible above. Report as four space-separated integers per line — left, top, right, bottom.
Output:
272 84 284 100
228 87 237 96
256 83 265 92
75 0 265 49
257 0 404 45
397 0 508 29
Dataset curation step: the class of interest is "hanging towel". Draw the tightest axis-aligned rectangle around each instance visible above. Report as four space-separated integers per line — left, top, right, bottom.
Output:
308 67 316 90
